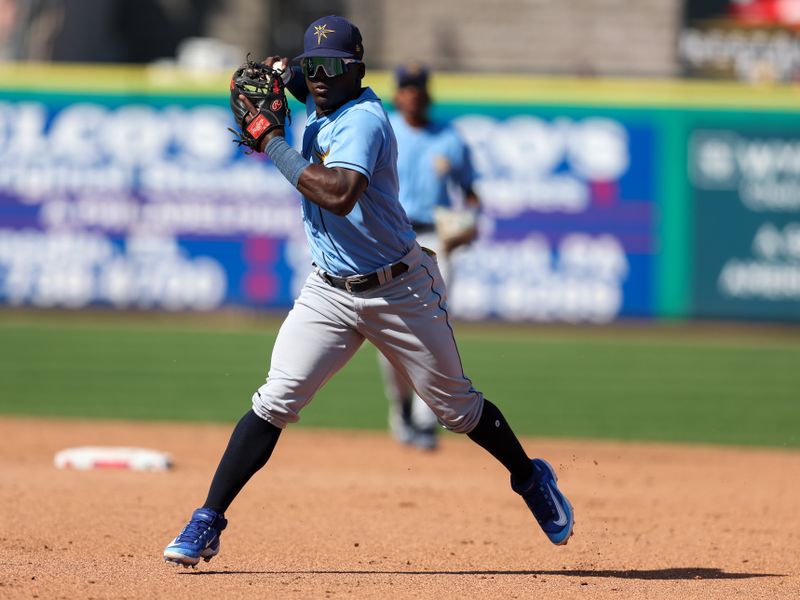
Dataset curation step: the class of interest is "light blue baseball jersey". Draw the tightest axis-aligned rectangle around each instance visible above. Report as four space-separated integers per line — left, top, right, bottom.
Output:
301 88 415 277
388 113 477 225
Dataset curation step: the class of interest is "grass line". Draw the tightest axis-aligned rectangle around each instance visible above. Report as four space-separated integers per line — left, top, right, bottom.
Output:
1 315 798 448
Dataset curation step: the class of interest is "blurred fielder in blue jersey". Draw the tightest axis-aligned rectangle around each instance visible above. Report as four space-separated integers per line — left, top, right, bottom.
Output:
380 62 482 451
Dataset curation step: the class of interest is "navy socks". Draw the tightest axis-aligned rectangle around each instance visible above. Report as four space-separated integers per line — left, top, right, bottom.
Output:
467 399 534 486
204 400 532 514
203 409 282 514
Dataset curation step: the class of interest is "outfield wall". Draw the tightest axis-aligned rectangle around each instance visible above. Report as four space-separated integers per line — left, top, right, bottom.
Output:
0 64 799 322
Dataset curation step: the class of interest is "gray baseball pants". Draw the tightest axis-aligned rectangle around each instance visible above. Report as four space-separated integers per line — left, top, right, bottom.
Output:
251 242 484 433
378 229 447 433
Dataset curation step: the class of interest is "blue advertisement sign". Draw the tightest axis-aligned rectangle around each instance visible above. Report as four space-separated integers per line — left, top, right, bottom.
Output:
443 110 657 322
0 95 310 310
0 91 659 322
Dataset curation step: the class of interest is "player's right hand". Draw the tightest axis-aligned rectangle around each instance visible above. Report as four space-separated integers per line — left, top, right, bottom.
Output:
262 56 293 85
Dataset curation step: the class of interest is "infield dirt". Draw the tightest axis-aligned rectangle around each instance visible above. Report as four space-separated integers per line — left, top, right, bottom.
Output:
1 417 797 599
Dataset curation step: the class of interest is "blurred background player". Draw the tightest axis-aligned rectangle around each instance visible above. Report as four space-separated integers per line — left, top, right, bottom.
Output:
379 62 482 451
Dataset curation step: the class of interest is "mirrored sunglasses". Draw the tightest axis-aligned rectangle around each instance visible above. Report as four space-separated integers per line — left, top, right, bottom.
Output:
301 57 361 79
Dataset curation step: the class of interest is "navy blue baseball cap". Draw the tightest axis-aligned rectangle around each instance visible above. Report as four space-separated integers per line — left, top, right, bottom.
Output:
395 62 429 89
295 15 364 60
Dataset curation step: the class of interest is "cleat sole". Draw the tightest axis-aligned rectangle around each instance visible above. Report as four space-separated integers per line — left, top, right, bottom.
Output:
163 552 200 568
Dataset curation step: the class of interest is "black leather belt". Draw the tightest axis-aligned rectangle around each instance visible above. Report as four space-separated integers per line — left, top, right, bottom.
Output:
411 222 436 235
319 261 409 294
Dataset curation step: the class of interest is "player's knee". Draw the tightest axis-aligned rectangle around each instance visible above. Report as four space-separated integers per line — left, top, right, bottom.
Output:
423 390 483 434
251 380 309 429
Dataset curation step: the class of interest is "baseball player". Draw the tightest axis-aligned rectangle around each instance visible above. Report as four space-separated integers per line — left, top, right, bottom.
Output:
380 62 482 451
163 15 574 568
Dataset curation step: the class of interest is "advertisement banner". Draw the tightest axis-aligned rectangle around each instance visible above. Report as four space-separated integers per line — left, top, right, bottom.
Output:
0 93 311 311
679 0 800 83
0 83 660 322
443 109 657 322
689 126 800 320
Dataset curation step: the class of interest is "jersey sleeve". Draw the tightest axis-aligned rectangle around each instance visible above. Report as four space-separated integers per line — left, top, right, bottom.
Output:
324 110 384 180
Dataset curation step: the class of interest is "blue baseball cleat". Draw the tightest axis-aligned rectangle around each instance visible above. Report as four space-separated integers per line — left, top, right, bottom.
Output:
163 508 228 568
512 458 575 545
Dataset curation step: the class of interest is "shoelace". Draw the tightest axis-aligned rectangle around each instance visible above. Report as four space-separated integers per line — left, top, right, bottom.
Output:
177 518 213 544
522 482 558 526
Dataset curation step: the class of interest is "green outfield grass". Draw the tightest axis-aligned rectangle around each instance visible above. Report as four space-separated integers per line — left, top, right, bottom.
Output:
1 311 798 448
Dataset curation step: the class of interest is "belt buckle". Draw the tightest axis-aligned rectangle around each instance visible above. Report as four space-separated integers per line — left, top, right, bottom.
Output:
344 275 369 293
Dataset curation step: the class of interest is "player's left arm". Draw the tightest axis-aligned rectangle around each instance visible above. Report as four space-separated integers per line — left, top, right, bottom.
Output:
463 186 480 209
440 135 481 253
457 137 481 210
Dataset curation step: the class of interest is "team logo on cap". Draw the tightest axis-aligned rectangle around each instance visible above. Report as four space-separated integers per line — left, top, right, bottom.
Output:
314 24 335 44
